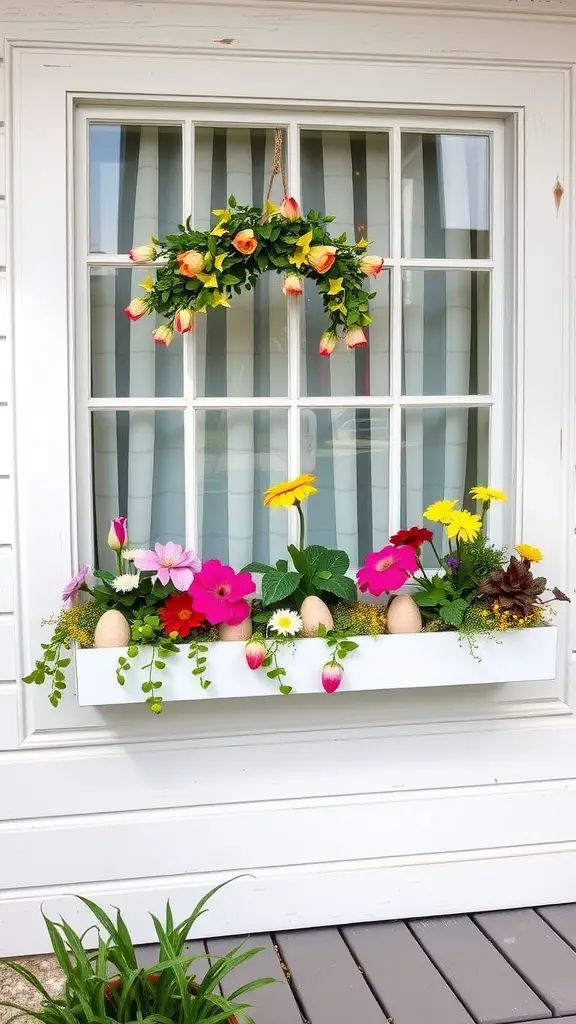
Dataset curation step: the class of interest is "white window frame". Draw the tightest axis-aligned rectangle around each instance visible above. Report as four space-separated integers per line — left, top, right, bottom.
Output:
74 105 507 565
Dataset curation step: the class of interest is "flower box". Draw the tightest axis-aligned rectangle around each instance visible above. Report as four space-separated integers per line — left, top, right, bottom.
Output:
75 626 558 707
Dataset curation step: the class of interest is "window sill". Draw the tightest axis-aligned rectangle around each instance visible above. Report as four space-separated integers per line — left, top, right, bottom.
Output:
75 627 558 708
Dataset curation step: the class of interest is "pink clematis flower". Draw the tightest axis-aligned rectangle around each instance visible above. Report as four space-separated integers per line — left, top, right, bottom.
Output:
62 565 90 602
189 559 256 626
134 542 201 592
357 544 418 597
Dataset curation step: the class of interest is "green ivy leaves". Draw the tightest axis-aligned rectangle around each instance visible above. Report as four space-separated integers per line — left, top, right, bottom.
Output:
244 544 357 608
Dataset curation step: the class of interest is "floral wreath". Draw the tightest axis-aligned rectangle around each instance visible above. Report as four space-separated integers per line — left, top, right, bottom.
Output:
124 129 384 357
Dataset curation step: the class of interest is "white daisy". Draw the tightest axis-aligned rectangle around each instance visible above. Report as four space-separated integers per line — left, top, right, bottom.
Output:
123 549 147 563
268 608 303 637
112 573 140 593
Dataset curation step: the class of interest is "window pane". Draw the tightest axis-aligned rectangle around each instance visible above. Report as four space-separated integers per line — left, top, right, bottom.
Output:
402 270 490 396
301 272 390 397
89 125 182 254
194 127 288 396
301 408 390 566
402 134 490 259
92 410 185 571
401 407 489 564
197 409 288 570
90 269 183 398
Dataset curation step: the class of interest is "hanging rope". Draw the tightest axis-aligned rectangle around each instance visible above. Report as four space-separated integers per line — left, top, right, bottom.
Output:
264 127 289 205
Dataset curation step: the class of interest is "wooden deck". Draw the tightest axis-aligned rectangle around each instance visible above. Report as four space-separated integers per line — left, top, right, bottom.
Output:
138 905 576 1024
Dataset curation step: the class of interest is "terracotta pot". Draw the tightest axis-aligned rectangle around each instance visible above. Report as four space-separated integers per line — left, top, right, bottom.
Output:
105 974 238 1023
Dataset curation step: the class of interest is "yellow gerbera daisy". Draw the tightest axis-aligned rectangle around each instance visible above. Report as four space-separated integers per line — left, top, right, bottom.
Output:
263 474 317 509
515 543 543 563
445 509 482 543
423 499 459 524
470 486 507 504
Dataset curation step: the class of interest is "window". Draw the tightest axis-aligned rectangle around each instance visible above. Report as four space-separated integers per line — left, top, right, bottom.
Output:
77 111 504 573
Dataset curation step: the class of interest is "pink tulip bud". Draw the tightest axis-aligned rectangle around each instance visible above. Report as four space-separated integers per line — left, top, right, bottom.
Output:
346 327 367 349
322 661 343 694
129 244 157 264
108 517 128 552
359 255 384 278
283 274 303 297
174 308 194 333
245 636 267 671
154 325 174 347
319 331 338 357
280 197 301 220
124 297 148 321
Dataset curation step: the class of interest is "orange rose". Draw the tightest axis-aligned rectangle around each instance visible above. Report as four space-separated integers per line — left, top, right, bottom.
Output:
176 250 204 278
359 255 384 278
231 229 257 255
307 245 336 274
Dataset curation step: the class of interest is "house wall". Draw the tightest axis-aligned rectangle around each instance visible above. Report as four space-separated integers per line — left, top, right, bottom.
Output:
2 0 576 955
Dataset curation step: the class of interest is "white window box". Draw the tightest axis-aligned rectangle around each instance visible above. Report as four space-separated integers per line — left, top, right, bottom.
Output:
75 627 558 707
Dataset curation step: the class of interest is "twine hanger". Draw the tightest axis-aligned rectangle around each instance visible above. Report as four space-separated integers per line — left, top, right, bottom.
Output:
264 127 288 205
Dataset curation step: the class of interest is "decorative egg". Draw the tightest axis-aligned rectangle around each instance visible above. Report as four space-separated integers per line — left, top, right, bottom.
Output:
93 609 131 649
301 596 334 637
386 594 422 634
219 618 253 642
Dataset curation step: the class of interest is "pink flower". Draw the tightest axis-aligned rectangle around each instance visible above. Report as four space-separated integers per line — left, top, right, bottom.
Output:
280 197 301 220
322 661 343 694
174 308 193 333
359 255 384 278
346 327 367 349
283 274 303 297
134 542 201 592
189 559 256 626
245 635 267 670
129 244 157 264
319 331 337 357
62 565 90 602
124 297 148 321
357 544 418 597
108 517 128 551
154 325 173 347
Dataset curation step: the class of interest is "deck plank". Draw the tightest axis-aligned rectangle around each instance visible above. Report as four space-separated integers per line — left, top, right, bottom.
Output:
474 909 576 1017
410 915 551 1024
342 920 475 1024
277 927 388 1024
537 905 576 952
206 933 302 1024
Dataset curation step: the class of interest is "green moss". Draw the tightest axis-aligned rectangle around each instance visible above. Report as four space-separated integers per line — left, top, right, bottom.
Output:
332 601 387 636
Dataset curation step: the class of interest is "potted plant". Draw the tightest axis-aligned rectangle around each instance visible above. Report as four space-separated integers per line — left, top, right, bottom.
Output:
0 884 275 1024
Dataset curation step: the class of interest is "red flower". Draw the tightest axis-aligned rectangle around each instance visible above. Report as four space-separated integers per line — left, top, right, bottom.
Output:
389 526 434 552
159 593 205 638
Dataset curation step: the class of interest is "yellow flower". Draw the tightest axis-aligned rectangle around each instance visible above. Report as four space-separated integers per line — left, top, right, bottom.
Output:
445 509 482 543
289 230 313 269
265 199 281 217
210 210 231 237
356 238 369 250
515 543 543 563
139 275 154 293
328 301 347 316
214 253 227 272
263 473 317 509
470 486 507 504
327 277 344 296
198 273 219 288
211 291 231 308
423 499 459 524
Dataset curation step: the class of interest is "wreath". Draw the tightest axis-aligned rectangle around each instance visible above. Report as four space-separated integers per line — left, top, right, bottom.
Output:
124 129 384 357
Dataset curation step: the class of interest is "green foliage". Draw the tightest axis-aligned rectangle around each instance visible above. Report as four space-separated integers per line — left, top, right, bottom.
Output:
261 637 293 694
0 884 276 1024
188 640 211 690
248 544 357 609
143 198 377 342
22 602 105 707
331 601 388 636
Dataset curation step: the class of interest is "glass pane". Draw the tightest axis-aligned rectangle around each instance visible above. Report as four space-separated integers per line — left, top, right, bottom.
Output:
402 134 490 259
402 270 490 396
401 407 489 565
92 410 185 571
301 408 390 566
89 125 182 254
194 127 288 396
90 268 183 399
197 409 289 570
301 272 390 398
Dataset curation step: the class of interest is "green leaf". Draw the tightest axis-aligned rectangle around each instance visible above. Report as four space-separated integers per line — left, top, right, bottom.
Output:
57 658 71 668
127 645 139 658
279 684 293 695
317 569 332 580
304 544 349 577
316 574 358 603
154 660 166 670
287 544 310 576
241 561 274 574
339 640 359 652
116 673 125 685
141 682 153 694
276 559 289 573
439 598 468 627
412 588 447 607
261 570 302 607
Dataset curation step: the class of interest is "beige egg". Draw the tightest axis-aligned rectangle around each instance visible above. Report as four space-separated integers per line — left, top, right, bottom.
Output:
301 595 334 637
93 609 131 649
386 594 422 634
219 618 253 642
